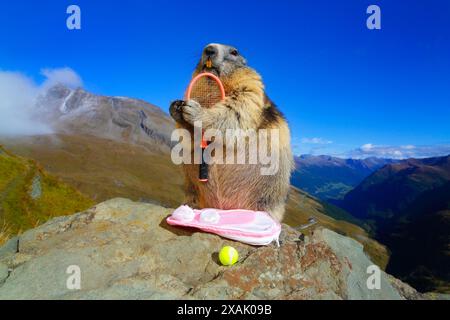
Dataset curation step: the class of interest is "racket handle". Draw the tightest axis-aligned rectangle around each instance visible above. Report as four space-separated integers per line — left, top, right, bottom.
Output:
199 147 208 182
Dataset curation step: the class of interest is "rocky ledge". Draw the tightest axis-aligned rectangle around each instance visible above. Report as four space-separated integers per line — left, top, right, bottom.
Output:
0 198 426 300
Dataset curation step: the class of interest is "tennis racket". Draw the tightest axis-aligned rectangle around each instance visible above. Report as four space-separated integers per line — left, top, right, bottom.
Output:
185 72 225 182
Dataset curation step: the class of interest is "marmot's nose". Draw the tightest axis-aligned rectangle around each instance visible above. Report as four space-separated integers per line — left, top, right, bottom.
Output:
204 45 218 57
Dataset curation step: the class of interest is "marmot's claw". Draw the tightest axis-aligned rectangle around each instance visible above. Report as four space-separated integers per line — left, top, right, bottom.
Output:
169 100 186 123
181 99 202 125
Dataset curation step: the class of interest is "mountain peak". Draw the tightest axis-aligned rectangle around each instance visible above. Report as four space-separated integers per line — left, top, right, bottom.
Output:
35 85 174 150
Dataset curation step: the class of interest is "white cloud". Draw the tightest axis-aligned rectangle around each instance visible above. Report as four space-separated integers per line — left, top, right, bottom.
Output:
0 67 82 136
301 137 333 144
292 136 449 160
40 67 83 90
345 143 450 159
292 137 335 156
361 143 374 152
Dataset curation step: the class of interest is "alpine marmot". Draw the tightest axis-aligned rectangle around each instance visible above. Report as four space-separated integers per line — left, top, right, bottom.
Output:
170 43 293 222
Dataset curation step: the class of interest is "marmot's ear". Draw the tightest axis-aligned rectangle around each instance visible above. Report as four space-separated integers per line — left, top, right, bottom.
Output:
264 94 273 108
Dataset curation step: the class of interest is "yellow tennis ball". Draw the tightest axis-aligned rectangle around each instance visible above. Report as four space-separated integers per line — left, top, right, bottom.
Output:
219 246 239 266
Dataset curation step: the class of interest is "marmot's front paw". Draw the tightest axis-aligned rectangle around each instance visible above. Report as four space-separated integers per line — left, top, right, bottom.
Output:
169 100 185 123
181 99 202 125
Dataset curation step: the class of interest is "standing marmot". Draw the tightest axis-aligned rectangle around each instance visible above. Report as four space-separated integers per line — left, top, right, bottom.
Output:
170 43 293 222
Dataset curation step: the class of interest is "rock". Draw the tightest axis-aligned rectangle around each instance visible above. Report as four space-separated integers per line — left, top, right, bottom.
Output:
29 175 42 200
385 274 427 300
0 263 9 284
0 198 423 300
321 229 402 300
0 236 19 259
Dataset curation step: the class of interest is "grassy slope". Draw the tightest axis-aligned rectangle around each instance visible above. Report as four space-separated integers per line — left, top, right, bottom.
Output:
0 145 94 245
4 135 185 208
2 134 389 269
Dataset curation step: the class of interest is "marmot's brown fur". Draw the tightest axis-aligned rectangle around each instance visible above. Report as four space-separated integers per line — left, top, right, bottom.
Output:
170 43 293 222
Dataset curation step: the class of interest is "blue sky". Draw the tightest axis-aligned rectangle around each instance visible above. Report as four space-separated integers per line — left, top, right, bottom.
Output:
1 0 449 158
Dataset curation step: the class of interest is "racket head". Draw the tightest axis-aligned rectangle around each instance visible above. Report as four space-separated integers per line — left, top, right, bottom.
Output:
185 72 225 108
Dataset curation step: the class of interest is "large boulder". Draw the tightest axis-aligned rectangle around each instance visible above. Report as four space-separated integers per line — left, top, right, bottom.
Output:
0 198 421 300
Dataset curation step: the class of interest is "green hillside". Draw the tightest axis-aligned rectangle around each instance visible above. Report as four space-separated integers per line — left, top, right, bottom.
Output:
336 156 450 293
0 146 94 245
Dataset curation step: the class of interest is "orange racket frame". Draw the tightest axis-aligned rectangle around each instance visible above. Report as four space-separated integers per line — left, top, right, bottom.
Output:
185 72 225 182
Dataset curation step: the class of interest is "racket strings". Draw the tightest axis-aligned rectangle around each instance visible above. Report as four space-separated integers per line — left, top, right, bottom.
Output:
189 76 223 109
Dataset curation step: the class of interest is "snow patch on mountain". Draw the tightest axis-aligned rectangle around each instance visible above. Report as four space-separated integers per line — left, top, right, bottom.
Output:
59 89 74 114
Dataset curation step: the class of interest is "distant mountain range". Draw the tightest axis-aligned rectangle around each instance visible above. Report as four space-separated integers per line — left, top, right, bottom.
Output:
336 156 450 221
291 155 397 200
334 155 450 293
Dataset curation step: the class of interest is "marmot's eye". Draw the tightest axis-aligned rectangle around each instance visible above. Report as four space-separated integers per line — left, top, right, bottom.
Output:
230 49 239 56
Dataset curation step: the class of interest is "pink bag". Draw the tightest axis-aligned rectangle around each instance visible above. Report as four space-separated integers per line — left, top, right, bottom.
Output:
166 205 281 246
